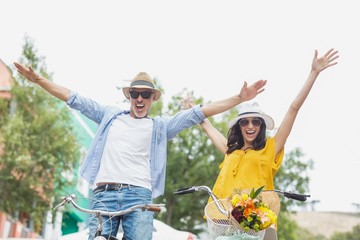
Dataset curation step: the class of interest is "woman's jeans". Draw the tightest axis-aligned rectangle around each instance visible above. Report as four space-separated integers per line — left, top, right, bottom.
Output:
88 185 153 240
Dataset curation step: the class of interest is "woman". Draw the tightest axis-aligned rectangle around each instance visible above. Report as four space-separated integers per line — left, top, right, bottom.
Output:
182 48 339 217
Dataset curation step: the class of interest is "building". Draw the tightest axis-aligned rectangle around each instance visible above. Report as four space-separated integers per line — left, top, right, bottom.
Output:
58 109 97 236
0 59 12 100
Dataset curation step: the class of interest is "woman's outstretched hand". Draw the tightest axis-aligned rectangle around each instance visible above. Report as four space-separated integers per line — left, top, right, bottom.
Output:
180 91 195 110
312 48 339 73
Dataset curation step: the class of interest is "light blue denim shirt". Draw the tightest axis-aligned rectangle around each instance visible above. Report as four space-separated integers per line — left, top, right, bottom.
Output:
67 91 205 198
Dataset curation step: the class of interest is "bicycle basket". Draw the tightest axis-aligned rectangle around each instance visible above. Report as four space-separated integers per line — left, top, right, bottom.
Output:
204 199 265 240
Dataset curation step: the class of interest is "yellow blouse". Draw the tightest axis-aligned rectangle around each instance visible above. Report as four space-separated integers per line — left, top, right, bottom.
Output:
211 137 284 200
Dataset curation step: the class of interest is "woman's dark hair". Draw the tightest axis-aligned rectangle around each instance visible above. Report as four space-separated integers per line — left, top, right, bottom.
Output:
226 118 267 155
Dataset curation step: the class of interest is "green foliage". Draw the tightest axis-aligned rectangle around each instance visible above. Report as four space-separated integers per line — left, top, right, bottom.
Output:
273 148 314 239
0 37 80 230
275 148 314 213
250 185 265 199
277 210 328 240
276 212 299 240
154 92 224 234
148 78 164 117
331 224 360 240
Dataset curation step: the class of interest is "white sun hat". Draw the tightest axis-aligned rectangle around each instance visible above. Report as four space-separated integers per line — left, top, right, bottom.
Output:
228 102 275 130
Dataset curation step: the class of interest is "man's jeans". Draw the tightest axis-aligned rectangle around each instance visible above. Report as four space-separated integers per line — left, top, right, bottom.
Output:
88 186 153 240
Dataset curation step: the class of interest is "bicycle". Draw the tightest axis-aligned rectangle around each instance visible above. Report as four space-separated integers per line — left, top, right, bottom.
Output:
54 194 164 240
173 186 310 240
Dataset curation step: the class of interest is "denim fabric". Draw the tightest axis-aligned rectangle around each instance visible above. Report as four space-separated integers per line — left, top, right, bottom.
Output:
88 186 153 240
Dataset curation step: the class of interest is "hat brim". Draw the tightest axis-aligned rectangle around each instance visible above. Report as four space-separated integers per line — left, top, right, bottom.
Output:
122 86 162 101
228 113 275 130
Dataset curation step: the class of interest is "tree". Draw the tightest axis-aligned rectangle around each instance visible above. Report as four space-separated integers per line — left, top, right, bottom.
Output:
275 148 314 240
331 224 360 240
275 148 314 212
153 92 224 233
0 36 80 231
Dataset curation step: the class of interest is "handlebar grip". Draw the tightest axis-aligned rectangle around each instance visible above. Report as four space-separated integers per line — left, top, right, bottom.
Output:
146 206 162 213
284 192 310 201
173 187 195 195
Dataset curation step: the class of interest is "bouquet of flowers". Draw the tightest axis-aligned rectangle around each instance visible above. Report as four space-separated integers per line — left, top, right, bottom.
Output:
229 186 277 235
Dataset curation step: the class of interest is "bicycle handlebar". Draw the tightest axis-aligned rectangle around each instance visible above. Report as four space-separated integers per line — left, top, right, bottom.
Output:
54 194 164 216
174 186 229 215
174 186 311 202
269 190 311 202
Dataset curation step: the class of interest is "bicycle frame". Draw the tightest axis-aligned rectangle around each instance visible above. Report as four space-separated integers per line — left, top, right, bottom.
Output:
54 194 164 240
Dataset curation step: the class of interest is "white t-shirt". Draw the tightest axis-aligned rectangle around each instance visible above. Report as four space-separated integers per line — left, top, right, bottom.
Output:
95 114 153 190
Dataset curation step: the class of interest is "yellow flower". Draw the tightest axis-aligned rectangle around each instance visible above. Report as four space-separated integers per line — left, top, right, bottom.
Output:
268 210 277 224
241 193 249 201
231 194 241 206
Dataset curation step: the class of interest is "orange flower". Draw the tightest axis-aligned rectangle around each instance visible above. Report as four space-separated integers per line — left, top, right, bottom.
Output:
243 207 254 218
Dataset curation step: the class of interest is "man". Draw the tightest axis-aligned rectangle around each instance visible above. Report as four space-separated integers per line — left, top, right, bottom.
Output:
14 62 266 240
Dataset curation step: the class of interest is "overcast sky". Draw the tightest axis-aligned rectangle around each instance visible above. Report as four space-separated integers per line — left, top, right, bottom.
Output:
1 0 360 213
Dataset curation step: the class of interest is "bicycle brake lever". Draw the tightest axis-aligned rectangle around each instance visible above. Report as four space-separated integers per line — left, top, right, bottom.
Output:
53 200 66 210
53 194 77 210
173 186 195 195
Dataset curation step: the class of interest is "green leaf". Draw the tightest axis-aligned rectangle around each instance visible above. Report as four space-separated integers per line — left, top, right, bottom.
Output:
250 185 265 199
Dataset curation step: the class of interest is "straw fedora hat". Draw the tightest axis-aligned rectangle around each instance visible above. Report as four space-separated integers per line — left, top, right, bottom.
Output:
229 102 275 130
122 72 162 101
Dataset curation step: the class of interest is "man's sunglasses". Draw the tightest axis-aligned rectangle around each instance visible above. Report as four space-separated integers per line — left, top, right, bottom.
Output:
129 91 153 99
239 118 262 127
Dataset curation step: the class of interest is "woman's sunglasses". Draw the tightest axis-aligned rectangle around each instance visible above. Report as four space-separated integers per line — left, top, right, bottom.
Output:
239 118 262 127
129 91 153 99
